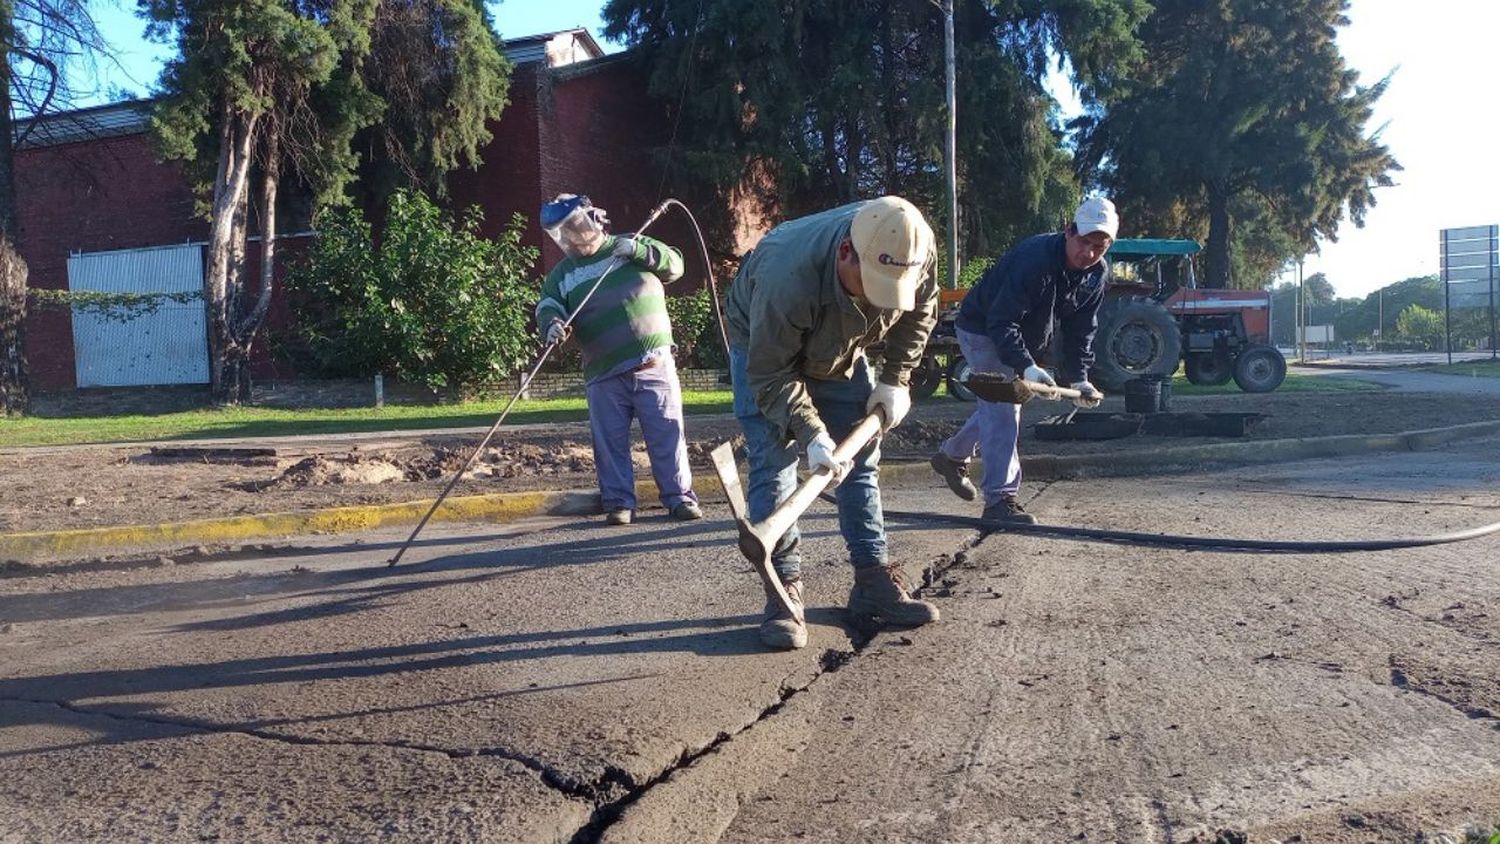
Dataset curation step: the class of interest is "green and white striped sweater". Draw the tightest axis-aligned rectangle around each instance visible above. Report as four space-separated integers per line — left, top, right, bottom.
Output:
536 234 686 383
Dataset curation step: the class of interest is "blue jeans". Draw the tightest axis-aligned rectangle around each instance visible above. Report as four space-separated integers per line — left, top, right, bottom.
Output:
939 328 1023 505
585 356 697 512
730 346 887 582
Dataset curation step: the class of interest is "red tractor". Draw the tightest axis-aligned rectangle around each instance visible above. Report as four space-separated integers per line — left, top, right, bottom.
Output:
911 238 1287 400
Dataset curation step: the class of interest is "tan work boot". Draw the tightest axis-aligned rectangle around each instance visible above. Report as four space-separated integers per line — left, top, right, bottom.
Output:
759 578 807 650
847 564 940 628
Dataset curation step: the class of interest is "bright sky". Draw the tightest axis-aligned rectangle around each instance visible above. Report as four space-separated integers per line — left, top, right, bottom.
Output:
84 0 1495 299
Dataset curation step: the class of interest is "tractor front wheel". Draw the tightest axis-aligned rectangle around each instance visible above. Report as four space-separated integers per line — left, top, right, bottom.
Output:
910 355 943 400
1232 344 1287 393
947 356 977 402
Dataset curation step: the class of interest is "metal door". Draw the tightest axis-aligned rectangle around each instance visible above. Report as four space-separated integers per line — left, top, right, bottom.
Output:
68 244 209 387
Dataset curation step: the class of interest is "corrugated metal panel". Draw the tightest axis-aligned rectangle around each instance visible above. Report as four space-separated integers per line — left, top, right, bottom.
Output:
68 244 210 387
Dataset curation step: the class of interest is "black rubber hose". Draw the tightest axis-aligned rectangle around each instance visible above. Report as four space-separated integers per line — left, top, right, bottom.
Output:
822 492 1500 554
659 198 733 363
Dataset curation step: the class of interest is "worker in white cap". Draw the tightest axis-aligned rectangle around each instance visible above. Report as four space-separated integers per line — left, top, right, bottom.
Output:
929 197 1118 524
724 196 941 650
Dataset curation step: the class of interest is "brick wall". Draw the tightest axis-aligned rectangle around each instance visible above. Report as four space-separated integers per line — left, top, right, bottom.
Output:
14 134 207 389
14 52 769 397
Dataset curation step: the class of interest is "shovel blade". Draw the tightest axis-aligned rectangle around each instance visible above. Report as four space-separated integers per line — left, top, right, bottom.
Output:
710 439 802 624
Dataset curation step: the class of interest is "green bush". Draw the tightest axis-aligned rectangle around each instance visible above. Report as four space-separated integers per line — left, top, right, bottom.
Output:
666 287 729 369
286 190 538 393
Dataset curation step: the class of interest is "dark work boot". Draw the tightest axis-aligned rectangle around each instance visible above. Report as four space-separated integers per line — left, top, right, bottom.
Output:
930 452 977 501
981 494 1036 526
759 578 807 650
847 564 940 628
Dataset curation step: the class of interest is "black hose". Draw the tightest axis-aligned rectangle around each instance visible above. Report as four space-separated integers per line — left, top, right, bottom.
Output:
659 198 733 363
819 492 1500 554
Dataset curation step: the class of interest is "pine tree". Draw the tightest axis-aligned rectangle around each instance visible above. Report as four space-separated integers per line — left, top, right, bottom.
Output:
1073 0 1399 288
143 0 509 403
602 0 1148 255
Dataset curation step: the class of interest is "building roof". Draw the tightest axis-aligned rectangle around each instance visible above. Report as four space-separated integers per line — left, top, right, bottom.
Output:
12 99 154 149
501 28 606 66
14 28 607 150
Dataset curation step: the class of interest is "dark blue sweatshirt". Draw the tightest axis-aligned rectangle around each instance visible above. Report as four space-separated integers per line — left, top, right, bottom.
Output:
955 232 1108 384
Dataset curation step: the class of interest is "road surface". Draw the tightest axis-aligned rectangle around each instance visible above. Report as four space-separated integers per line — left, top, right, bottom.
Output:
4 441 1499 842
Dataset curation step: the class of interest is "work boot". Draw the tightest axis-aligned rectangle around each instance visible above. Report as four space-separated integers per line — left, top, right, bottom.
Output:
930 452 977 501
759 578 807 650
605 508 634 526
670 501 704 521
981 495 1036 526
847 564 940 628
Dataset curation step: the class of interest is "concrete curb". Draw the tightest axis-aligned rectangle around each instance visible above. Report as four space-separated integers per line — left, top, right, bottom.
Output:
6 420 1499 561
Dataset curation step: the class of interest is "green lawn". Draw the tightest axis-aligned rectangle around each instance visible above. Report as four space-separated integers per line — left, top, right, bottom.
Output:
0 368 1378 449
0 390 736 448
1168 371 1380 396
1420 359 1500 378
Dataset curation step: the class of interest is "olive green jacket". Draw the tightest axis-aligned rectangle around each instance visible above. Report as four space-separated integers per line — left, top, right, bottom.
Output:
725 201 939 446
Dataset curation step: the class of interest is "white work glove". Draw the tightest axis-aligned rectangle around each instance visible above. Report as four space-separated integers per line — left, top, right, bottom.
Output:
1022 364 1056 387
1070 381 1103 409
611 236 638 260
544 318 570 346
866 383 912 431
805 432 850 487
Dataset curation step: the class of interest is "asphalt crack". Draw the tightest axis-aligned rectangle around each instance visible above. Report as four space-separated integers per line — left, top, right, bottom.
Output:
0 693 615 801
570 520 996 842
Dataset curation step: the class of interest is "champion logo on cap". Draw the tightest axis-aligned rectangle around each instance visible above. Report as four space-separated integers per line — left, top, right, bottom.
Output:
878 253 920 268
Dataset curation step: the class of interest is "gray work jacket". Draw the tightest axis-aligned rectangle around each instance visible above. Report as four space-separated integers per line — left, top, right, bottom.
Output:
725 201 938 446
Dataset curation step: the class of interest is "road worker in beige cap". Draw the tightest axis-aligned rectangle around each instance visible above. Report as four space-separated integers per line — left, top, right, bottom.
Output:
724 196 941 650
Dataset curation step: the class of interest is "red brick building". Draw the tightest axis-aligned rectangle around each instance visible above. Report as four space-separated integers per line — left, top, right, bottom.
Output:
15 29 751 392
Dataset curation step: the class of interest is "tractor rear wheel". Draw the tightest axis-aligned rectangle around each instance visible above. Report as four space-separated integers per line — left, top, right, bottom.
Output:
1090 297 1182 392
1184 350 1233 386
1232 344 1287 393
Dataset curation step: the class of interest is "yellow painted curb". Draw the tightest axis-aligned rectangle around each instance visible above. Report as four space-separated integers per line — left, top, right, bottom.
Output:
0 474 730 561
6 418 1497 561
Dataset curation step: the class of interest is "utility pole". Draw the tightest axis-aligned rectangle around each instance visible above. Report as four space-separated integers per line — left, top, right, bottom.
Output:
1297 258 1306 363
941 0 959 289
1377 286 1383 352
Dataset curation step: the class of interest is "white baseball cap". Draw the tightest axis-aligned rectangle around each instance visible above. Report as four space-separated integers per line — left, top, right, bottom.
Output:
850 196 934 311
1074 196 1119 239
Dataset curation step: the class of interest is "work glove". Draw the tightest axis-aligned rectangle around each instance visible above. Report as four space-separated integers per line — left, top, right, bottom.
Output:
866 383 912 432
1070 381 1103 409
805 432 850 487
1022 364 1056 387
611 236 639 261
544 318 570 346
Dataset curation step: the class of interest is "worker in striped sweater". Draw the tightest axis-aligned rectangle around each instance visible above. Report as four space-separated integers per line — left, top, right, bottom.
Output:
537 194 703 526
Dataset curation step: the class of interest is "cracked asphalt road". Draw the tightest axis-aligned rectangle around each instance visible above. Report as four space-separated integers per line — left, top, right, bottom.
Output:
3 439 1500 842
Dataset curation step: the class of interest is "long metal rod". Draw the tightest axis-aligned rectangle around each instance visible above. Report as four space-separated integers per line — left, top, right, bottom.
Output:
387 200 672 566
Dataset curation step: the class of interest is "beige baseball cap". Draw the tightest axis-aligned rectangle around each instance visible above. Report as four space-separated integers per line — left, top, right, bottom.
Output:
850 196 934 311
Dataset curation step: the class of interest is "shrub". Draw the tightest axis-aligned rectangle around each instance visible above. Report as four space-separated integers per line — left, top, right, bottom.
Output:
287 190 539 393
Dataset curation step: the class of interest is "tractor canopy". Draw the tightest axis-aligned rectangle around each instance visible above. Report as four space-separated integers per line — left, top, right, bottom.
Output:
1106 238 1202 259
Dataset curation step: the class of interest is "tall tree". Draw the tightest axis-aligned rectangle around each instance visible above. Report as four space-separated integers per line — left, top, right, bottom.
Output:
1 0 111 413
355 0 509 205
1073 0 1400 288
143 0 509 404
602 0 1148 256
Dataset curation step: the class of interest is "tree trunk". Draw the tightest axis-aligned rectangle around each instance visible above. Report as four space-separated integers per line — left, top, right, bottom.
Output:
0 238 25 415
205 104 259 404
1205 182 1232 288
0 3 29 415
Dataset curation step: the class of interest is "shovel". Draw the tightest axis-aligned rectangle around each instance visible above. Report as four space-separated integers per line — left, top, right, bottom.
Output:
963 373 1084 404
710 413 885 622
